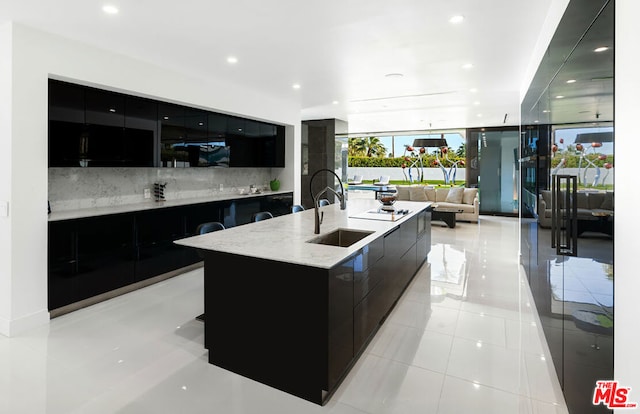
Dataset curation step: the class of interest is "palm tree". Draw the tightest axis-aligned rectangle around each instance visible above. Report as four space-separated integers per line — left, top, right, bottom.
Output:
456 143 466 157
349 136 387 157
348 137 367 157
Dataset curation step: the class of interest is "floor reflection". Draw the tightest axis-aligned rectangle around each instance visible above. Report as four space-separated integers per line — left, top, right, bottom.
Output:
430 243 469 302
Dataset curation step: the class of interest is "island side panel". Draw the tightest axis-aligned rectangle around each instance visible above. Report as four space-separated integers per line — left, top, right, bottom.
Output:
203 251 328 405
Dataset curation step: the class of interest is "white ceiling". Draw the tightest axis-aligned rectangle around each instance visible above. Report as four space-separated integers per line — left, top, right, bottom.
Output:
0 0 558 133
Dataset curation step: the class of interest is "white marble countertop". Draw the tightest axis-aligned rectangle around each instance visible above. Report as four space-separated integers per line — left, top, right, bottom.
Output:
47 190 293 222
174 198 431 269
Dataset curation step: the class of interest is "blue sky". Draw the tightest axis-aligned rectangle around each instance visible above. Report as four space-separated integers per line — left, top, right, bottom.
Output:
554 126 614 155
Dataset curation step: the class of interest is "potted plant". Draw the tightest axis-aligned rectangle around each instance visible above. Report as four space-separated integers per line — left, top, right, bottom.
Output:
269 178 280 191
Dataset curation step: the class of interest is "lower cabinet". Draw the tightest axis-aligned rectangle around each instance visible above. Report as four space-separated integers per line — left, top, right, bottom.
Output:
48 214 136 310
328 259 354 390
201 206 431 406
47 193 293 311
134 207 194 281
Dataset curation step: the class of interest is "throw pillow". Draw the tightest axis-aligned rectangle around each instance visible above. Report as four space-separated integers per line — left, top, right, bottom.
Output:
462 188 478 205
395 186 411 201
424 186 436 201
576 192 589 209
600 192 614 210
445 187 464 204
435 188 449 202
409 186 428 201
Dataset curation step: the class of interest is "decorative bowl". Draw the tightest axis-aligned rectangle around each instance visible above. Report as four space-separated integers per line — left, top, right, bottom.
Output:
377 192 397 206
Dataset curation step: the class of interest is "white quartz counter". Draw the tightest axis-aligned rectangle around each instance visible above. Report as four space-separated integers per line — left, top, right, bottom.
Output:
47 190 293 222
174 198 431 269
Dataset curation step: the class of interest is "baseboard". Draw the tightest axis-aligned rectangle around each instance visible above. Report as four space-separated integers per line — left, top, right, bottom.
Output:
0 308 50 337
50 262 204 319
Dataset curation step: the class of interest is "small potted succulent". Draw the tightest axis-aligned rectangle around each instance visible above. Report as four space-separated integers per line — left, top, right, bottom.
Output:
269 178 280 191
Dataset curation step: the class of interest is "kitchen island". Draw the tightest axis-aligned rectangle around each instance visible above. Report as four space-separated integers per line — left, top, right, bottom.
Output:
175 198 432 405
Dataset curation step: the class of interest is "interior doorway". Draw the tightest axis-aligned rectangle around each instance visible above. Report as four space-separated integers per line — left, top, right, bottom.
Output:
467 127 520 215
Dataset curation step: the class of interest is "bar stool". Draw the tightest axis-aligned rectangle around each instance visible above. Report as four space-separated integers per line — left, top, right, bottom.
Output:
318 199 330 207
251 211 273 222
291 204 305 213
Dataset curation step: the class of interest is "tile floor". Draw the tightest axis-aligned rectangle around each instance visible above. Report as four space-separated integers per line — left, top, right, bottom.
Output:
0 216 568 413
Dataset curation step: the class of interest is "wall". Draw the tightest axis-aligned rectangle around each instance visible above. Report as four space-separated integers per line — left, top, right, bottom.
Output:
348 167 467 184
0 23 13 336
615 0 640 401
0 23 301 336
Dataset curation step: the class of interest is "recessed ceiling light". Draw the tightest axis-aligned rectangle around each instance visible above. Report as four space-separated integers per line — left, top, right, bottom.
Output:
226 56 238 64
109 108 116 113
556 95 565 99
102 5 119 14
542 110 551 113
594 46 609 53
198 122 204 126
385 73 404 78
449 15 464 24
534 120 540 123
292 83 301 90
473 101 480 106
469 88 478 93
163 116 169 120
476 113 482 117
462 63 474 70
566 79 576 84
332 100 339 105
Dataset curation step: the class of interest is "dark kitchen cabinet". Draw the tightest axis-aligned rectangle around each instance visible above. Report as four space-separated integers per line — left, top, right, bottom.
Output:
49 79 285 168
48 220 80 310
124 95 158 167
85 88 125 127
353 237 385 351
47 214 136 310
74 214 136 301
49 80 85 123
134 207 192 281
327 258 354 390
158 103 187 167
49 80 154 167
226 117 285 167
48 193 293 311
416 208 431 264
260 193 294 217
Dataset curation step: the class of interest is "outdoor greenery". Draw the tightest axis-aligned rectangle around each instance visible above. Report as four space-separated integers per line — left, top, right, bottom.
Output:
550 152 614 168
347 136 465 167
349 154 464 167
348 137 387 158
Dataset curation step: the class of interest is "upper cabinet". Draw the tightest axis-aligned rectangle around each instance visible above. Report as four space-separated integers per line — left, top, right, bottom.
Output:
49 79 285 168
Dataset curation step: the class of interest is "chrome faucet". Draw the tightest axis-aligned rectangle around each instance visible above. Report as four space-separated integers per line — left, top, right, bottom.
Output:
309 169 347 234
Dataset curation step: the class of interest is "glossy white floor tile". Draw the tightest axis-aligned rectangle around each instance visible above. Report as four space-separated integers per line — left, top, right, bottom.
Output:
0 216 568 414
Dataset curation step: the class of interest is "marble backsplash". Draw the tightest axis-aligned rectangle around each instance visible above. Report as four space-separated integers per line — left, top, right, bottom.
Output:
49 167 275 211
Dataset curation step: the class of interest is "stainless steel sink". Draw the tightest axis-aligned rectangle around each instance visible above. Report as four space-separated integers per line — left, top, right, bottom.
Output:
306 228 374 247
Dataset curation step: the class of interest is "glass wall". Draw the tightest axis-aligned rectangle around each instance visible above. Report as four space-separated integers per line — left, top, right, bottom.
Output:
342 129 465 159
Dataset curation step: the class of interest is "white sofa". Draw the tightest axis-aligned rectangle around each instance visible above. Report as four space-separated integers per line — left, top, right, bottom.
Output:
537 190 614 228
395 185 479 222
